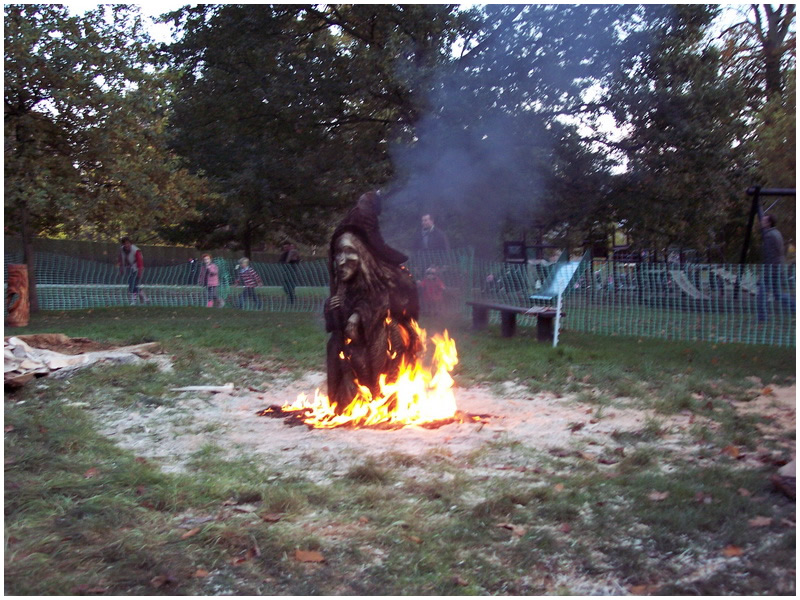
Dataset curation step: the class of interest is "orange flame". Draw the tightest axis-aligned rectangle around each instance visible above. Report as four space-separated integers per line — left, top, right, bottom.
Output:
282 322 458 428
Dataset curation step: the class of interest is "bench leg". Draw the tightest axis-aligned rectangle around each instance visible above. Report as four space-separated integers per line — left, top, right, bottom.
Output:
472 306 489 330
501 311 516 337
537 314 554 343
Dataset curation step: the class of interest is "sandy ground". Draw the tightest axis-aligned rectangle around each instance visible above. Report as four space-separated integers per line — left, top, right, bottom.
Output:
94 369 796 480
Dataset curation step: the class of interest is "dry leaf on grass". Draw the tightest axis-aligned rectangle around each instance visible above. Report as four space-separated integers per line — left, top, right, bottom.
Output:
629 584 658 595
451 575 469 586
722 545 744 557
71 584 108 595
748 516 772 527
83 467 100 479
260 513 283 523
647 490 669 501
694 491 713 504
181 527 201 539
150 574 176 588
553 483 565 493
295 549 325 563
407 535 423 544
496 523 526 537
737 487 751 497
721 445 740 458
559 523 572 534
193 569 209 578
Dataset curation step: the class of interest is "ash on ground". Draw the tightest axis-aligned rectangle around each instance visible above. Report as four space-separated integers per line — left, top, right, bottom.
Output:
93 371 795 482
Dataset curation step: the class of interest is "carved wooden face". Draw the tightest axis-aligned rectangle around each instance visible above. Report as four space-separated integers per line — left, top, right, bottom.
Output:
334 232 360 282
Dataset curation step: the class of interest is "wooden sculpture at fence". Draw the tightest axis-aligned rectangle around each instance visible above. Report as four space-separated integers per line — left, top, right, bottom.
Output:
5 264 30 327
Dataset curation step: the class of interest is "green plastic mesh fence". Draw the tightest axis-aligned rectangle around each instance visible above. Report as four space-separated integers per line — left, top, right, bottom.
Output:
467 257 795 347
4 248 795 347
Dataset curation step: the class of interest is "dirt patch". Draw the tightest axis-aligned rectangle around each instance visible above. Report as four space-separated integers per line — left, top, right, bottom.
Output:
12 333 118 355
95 373 795 480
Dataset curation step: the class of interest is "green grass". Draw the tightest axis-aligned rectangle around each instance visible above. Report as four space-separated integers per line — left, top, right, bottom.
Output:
4 308 795 595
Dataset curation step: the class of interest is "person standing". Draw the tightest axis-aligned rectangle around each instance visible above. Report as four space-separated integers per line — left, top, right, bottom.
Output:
234 257 263 309
118 237 149 305
413 213 450 253
198 253 225 308
757 214 793 321
279 242 301 304
418 266 446 317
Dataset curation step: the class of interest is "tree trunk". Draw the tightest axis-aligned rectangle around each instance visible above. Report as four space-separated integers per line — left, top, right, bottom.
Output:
20 204 39 312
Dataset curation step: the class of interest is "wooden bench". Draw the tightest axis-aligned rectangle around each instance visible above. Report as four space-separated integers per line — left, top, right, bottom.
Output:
466 301 559 342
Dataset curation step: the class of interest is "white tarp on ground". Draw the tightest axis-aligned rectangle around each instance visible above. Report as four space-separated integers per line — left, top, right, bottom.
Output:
4 334 164 387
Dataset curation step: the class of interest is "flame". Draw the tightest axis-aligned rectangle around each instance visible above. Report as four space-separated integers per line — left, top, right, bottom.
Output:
281 321 458 428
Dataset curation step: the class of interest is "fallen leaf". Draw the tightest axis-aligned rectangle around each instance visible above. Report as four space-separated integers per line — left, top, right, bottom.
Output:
761 386 774 396
407 535 423 544
451 575 469 586
737 487 751 497
181 527 201 539
83 467 100 479
553 483 565 493
496 523 526 537
229 556 249 566
358 516 369 524
694 491 713 504
722 445 740 458
71 584 108 595
246 545 261 559
748 516 772 527
193 569 209 578
648 491 669 502
150 574 176 588
295 549 325 563
568 422 585 433
579 452 595 461
559 523 572 534
260 513 283 523
4 425 14 433
38 425 48 434
722 545 744 557
629 584 658 595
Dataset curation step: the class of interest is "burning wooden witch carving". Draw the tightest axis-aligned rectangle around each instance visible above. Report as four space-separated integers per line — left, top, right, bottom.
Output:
259 191 462 429
325 191 421 413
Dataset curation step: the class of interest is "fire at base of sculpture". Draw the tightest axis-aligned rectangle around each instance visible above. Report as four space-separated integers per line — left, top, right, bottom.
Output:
325 191 421 414
6 264 30 327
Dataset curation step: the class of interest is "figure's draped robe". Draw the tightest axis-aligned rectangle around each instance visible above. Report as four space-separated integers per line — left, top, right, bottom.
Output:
325 266 420 414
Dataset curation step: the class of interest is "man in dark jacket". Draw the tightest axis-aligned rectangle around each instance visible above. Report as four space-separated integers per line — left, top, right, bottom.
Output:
414 213 450 253
758 214 794 321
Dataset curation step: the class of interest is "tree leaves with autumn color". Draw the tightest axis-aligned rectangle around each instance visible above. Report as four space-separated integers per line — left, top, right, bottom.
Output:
4 4 213 244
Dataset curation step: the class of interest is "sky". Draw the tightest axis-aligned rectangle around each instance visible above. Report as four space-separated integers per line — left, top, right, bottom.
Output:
65 2 187 42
